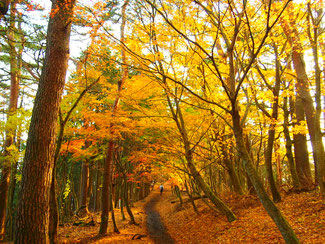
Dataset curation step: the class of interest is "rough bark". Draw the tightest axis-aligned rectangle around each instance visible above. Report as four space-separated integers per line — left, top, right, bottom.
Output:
14 1 75 243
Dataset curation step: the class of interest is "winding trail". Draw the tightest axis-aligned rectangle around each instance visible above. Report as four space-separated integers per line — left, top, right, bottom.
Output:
144 191 175 244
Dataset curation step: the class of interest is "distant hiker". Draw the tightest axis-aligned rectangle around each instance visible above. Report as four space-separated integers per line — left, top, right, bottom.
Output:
160 184 164 195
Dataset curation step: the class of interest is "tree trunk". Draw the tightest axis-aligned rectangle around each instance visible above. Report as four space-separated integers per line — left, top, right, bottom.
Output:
186 149 236 222
48 78 101 242
14 1 75 243
110 185 119 233
123 179 136 225
184 180 198 214
99 0 128 234
225 159 244 195
307 9 325 196
232 107 299 243
80 160 90 214
245 136 256 195
291 97 314 189
99 140 113 235
282 15 325 195
49 168 58 244
283 96 300 189
263 47 281 202
0 3 19 241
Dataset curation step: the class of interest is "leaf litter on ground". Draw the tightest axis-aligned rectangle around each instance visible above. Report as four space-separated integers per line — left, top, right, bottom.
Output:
59 189 324 243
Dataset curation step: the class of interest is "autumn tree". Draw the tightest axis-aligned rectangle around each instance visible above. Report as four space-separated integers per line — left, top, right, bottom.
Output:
124 0 300 242
100 0 130 234
282 2 325 197
306 1 325 197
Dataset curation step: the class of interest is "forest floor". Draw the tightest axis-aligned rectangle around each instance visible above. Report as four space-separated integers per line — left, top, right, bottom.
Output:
58 187 325 243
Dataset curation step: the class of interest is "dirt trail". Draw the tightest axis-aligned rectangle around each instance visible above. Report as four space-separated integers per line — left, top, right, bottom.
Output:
144 191 174 244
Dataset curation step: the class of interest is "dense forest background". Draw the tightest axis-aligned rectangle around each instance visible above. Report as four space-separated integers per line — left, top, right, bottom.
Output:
0 0 324 243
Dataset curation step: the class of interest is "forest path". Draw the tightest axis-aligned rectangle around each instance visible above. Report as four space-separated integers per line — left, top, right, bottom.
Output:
144 190 175 244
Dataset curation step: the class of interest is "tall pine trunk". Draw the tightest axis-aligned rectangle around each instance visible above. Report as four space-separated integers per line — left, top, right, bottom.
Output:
14 1 75 243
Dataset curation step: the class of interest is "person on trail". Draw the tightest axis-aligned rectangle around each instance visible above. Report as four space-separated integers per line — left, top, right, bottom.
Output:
159 184 164 195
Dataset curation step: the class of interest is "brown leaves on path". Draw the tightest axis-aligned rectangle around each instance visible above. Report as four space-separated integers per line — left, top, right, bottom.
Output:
58 189 324 243
58 199 152 243
157 190 325 243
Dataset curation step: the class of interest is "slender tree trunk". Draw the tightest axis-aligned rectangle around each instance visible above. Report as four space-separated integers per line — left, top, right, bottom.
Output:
225 159 244 195
48 74 100 243
120 181 126 220
79 139 91 215
245 136 256 195
99 140 113 235
184 180 198 214
307 8 325 196
320 37 325 132
283 96 300 189
275 143 282 186
0 3 19 240
80 160 90 213
110 185 119 233
220 136 244 195
14 1 75 243
99 0 128 234
183 128 235 222
231 107 299 243
165 91 236 222
7 28 24 242
123 179 136 225
264 47 281 202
